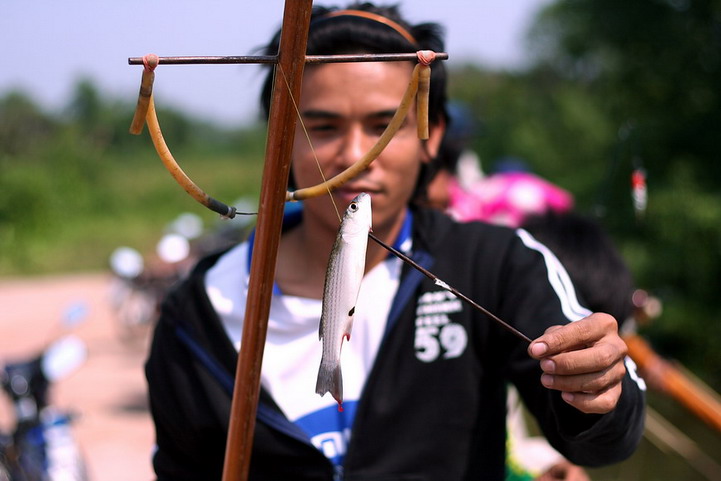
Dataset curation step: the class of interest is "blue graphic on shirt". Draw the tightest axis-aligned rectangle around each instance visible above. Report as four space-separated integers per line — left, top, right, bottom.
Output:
294 401 358 466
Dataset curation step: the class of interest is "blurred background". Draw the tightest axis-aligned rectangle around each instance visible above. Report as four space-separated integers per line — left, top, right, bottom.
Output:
1 0 720 480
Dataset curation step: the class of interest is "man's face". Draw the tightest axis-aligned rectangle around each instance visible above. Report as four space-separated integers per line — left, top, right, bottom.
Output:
292 61 443 234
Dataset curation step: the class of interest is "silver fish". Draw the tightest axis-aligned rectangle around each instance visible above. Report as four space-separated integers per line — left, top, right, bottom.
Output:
315 193 372 410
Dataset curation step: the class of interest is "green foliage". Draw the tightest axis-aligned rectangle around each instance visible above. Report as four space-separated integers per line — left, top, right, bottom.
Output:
0 82 265 275
448 65 617 201
530 0 721 184
0 90 58 156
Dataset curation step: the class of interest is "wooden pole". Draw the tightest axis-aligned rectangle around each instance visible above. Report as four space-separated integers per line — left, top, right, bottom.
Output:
625 334 721 433
221 2 313 480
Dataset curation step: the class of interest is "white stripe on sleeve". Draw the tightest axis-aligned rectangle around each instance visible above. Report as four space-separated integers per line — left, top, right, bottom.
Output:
516 228 592 322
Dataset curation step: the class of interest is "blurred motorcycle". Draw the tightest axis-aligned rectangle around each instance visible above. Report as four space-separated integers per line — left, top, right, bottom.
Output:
0 304 89 481
108 206 255 342
108 212 204 342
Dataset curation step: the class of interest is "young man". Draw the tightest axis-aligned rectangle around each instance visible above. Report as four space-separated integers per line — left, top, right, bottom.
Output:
145 4 645 480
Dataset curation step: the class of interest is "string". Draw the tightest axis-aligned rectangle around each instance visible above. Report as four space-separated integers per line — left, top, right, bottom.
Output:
277 64 342 223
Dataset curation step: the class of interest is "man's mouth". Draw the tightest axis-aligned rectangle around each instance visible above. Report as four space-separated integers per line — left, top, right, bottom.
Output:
337 183 380 196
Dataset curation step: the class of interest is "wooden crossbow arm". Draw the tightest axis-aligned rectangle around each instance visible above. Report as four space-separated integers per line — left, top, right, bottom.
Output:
624 333 721 433
131 56 438 209
221 3 312 480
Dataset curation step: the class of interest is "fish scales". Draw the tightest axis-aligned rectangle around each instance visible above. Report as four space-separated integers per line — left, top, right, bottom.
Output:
315 193 372 411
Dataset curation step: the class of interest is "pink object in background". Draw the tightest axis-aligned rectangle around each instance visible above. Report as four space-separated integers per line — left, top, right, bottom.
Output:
447 171 574 227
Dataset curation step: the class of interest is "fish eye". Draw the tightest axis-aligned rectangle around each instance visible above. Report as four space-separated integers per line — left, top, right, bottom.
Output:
349 202 358 211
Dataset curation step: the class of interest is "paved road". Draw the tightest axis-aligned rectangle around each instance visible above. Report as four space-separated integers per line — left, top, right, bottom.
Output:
0 273 155 481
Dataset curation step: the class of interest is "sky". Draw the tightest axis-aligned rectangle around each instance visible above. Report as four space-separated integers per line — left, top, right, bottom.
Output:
0 1 551 126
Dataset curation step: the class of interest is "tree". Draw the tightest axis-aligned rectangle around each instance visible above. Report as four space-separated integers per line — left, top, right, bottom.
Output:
0 91 57 156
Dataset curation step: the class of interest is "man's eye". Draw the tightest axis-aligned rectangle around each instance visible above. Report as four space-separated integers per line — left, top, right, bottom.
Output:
372 123 390 135
309 124 337 133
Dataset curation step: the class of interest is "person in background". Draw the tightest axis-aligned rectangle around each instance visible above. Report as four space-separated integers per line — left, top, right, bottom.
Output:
425 105 573 230
145 3 646 480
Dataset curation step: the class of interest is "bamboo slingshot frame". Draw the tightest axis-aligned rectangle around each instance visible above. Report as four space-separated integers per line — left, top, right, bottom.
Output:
128 2 447 480
129 47 446 214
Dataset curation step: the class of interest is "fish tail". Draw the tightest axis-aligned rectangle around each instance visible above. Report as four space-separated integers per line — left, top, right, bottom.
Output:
315 359 343 405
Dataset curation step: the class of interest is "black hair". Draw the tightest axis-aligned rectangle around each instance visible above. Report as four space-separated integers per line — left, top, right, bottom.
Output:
435 102 476 174
521 212 634 326
259 2 448 202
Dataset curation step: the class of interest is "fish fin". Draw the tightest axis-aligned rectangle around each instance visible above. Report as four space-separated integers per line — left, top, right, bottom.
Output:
344 316 354 342
315 360 343 405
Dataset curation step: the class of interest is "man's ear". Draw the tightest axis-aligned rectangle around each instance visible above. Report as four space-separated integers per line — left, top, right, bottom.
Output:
421 118 447 163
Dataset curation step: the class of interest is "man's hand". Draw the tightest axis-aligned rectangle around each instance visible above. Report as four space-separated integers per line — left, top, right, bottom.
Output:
535 460 590 481
528 313 628 414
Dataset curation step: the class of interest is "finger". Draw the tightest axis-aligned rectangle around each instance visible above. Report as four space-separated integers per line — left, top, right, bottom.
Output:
559 383 623 414
528 325 566 358
540 362 627 393
539 338 627 375
529 313 617 358
544 325 564 335
564 465 591 481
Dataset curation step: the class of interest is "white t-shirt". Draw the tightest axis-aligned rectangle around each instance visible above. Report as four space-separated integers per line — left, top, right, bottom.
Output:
205 237 406 465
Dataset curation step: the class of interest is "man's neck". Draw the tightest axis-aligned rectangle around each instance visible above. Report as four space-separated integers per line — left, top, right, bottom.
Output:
274 208 408 299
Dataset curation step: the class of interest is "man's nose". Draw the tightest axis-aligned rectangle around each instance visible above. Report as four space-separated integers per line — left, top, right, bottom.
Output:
336 126 368 168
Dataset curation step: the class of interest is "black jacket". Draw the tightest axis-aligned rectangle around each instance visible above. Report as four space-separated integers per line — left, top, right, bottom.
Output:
145 208 645 481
